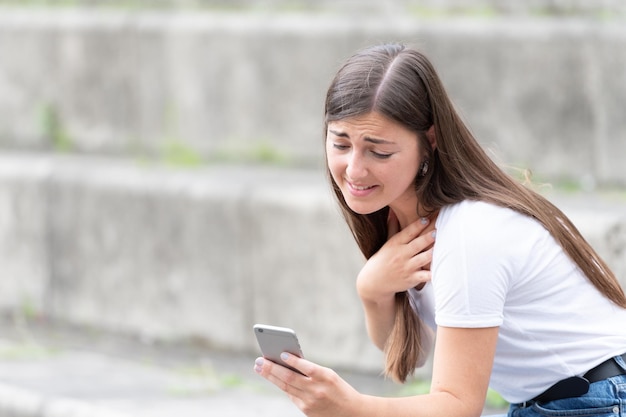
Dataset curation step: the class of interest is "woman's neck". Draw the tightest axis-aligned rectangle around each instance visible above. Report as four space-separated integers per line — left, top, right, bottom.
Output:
395 210 421 230
391 201 438 230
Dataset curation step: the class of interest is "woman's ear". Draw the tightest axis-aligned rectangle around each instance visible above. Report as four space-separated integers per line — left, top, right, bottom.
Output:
426 125 437 151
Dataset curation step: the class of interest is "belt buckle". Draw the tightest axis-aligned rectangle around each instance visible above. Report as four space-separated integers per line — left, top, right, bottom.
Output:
519 400 534 409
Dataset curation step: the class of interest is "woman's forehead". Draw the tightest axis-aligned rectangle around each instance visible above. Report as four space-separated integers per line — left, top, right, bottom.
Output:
327 113 412 138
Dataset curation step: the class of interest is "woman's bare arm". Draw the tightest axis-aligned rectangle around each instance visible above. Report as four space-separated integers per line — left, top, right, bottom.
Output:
357 216 436 352
255 325 498 417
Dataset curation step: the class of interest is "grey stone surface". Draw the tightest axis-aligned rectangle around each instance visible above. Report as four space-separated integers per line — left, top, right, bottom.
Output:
0 158 50 314
0 153 383 372
0 153 625 374
5 0 623 16
0 10 625 185
0 6 623 416
0 337 303 417
0 320 408 417
0 319 507 417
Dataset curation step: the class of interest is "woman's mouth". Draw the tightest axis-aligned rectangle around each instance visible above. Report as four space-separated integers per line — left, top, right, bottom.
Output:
347 181 377 197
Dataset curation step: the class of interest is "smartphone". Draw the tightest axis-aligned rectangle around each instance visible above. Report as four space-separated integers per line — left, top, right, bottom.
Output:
253 324 305 375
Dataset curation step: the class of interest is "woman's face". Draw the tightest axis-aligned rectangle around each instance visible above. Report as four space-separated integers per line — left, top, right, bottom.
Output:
326 112 422 217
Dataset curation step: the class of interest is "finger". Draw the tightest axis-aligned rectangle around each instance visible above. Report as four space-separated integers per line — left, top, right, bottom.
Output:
420 220 437 237
406 230 437 255
387 269 431 294
254 356 307 394
280 352 318 378
406 269 432 290
407 246 434 267
393 217 430 244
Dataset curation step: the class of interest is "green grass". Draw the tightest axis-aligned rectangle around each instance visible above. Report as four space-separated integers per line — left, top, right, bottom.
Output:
39 104 74 152
0 342 59 361
209 141 291 166
409 5 498 19
160 140 204 167
166 363 247 396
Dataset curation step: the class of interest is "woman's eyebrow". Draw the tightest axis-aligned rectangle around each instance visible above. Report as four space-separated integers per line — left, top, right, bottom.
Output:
328 129 396 145
364 136 395 145
328 129 349 138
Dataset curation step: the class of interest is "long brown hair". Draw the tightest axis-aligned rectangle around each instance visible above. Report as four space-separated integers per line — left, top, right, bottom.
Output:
324 44 626 383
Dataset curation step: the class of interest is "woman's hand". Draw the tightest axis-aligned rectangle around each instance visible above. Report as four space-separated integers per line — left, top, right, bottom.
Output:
254 353 365 417
356 210 436 304
253 327 499 417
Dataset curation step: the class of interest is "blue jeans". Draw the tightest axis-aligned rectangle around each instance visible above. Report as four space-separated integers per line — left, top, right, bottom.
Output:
505 355 626 417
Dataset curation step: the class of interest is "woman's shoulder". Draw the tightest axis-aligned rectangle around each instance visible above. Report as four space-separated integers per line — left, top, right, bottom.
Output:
438 199 522 224
437 200 546 239
433 200 558 280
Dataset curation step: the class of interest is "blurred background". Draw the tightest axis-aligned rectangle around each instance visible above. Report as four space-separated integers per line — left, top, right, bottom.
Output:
0 1 625 415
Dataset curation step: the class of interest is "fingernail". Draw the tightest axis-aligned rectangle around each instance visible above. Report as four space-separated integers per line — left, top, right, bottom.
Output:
420 217 429 225
280 352 289 361
255 357 264 366
254 365 262 374
431 230 437 238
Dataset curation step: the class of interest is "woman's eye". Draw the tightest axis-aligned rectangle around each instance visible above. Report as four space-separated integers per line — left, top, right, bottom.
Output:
372 151 393 159
333 144 350 151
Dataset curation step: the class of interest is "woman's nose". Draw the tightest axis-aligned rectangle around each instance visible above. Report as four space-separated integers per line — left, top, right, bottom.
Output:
346 151 368 179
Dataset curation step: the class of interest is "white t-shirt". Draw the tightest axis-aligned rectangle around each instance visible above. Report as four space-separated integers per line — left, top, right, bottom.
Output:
408 200 626 403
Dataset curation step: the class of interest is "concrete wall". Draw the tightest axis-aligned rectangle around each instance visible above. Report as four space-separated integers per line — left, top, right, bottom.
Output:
0 153 384 370
0 10 626 186
1 10 626 373
10 0 625 16
1 153 625 373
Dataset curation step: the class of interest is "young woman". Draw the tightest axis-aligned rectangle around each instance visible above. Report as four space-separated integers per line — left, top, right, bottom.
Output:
254 43 626 417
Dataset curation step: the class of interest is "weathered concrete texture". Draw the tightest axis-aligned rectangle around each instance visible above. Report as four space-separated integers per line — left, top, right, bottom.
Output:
551 197 626 290
1 153 625 373
0 153 382 372
16 0 625 16
0 159 49 313
0 329 403 417
0 11 625 186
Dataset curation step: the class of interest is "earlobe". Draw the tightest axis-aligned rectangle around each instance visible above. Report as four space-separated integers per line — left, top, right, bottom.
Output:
426 125 437 150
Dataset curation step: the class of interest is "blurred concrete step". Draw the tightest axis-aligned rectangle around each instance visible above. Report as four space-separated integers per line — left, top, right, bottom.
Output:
0 152 625 374
0 336 303 417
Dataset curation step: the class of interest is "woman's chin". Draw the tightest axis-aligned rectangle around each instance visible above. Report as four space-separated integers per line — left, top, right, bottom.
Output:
346 202 383 215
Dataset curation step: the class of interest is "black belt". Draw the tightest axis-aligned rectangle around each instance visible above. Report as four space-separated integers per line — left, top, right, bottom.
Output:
521 353 626 406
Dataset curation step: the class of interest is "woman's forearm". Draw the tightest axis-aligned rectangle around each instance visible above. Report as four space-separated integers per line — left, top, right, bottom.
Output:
360 295 397 351
361 291 435 366
354 390 481 417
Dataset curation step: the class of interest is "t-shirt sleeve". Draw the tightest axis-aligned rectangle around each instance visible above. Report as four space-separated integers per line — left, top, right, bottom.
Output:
432 202 521 328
